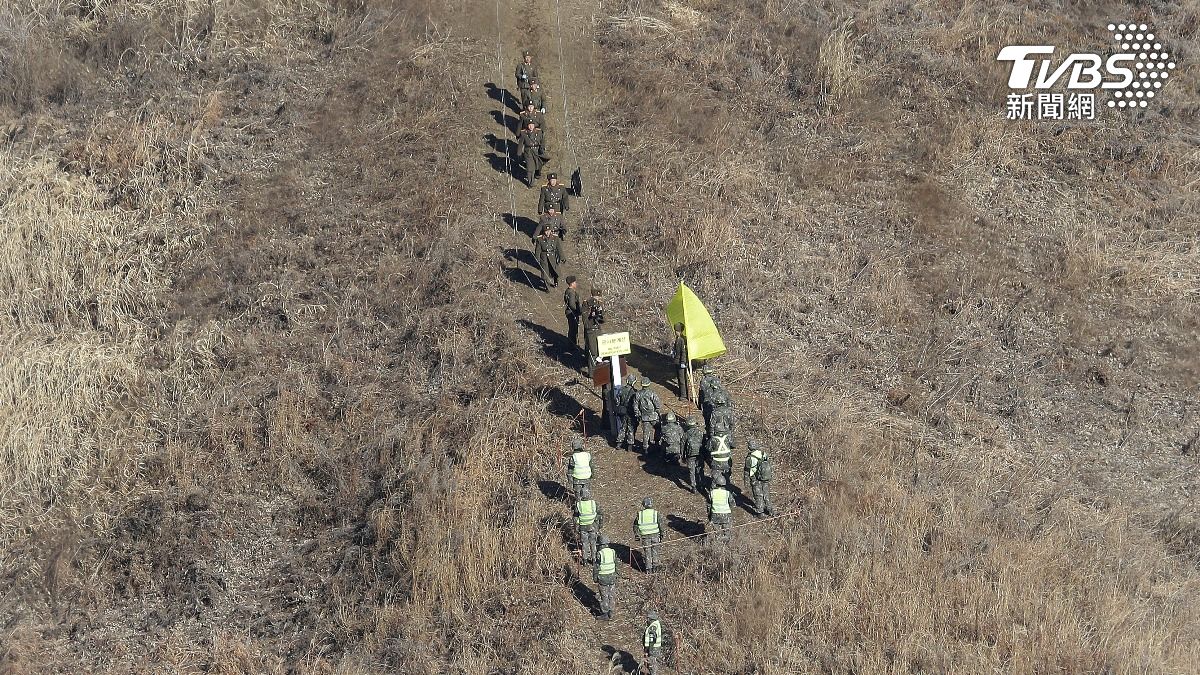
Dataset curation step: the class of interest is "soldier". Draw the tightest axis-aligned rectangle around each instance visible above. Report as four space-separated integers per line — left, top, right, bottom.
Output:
643 611 664 675
633 497 662 572
616 377 638 450
563 276 582 349
582 288 606 374
633 377 662 454
707 389 737 445
658 411 684 463
515 50 539 107
743 440 775 517
534 205 567 241
707 474 733 543
682 416 705 492
538 173 570 214
594 534 618 620
518 100 545 134
516 121 548 187
698 365 723 427
672 323 689 401
575 485 604 562
707 418 733 486
533 228 563 290
526 80 546 113
566 438 592 499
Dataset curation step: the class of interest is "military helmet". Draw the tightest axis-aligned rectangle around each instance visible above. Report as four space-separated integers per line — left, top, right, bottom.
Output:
571 437 584 450
643 497 653 508
647 609 659 620
702 365 713 374
641 377 652 388
579 485 591 499
632 378 644 390
748 439 760 450
665 411 676 422
685 415 697 427
598 534 609 546
713 474 726 487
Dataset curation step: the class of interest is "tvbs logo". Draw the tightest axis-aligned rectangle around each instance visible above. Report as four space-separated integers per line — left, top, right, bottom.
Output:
997 23 1176 119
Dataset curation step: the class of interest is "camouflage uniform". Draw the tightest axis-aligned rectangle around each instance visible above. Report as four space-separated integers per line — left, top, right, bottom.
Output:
620 378 641 451
633 381 662 454
658 414 684 462
594 537 618 620
706 423 734 486
575 490 604 562
682 417 705 492
582 293 605 374
614 382 636 448
744 441 775 516
563 280 582 348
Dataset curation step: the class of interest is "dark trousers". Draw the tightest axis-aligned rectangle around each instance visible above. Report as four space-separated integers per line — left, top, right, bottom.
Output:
566 313 580 347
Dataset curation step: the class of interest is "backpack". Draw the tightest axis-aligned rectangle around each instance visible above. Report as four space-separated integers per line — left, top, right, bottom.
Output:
588 299 605 326
636 391 658 418
755 454 773 481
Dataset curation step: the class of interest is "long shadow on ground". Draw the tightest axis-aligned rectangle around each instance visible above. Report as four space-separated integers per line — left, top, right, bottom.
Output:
502 212 538 238
602 646 639 673
484 82 522 113
571 578 600 616
636 452 690 491
667 513 705 538
518 318 589 376
538 479 573 504
490 109 518 135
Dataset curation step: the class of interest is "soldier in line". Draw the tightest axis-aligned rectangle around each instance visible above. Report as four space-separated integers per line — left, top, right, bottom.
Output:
533 228 563 290
632 497 662 572
633 377 662 455
743 440 776 517
707 389 737 445
707 474 733 544
594 534 618 621
672 323 688 402
516 120 548 187
582 288 605 374
643 611 664 675
526 81 546 113
566 438 592 499
563 276 582 349
534 205 567 241
698 365 723 428
707 417 733 487
516 50 539 108
658 411 684 463
538 173 570 215
615 377 638 450
681 416 705 492
574 485 604 563
518 100 545 134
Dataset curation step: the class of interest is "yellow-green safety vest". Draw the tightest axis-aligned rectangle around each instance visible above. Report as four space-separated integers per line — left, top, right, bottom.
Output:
711 488 731 515
636 508 660 536
571 451 592 480
644 619 662 648
747 449 765 477
597 547 616 576
710 435 731 461
577 499 597 526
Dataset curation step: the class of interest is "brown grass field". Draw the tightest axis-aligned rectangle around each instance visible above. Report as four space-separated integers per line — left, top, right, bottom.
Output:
1 0 1197 672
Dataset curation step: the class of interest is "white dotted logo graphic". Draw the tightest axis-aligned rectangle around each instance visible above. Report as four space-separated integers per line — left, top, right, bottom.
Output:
1107 23 1174 109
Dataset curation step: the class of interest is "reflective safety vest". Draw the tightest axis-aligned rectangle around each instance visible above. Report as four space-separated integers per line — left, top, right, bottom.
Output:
710 488 731 515
644 619 662 649
636 508 660 536
577 499 597 526
747 449 765 477
597 547 616 576
710 435 731 461
571 451 592 480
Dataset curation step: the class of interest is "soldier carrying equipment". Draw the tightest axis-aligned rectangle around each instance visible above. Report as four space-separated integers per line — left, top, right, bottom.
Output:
658 411 684 462
575 485 604 562
744 440 775 516
538 173 570 214
517 121 548 187
533 228 563 290
643 611 664 675
594 534 618 620
516 51 539 107
633 378 662 454
682 416 705 492
566 438 592 499
616 376 638 450
582 288 605 375
708 474 733 544
707 423 733 486
633 497 662 572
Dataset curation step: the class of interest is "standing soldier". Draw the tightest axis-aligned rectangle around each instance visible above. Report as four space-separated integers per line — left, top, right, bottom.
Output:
526 81 546 113
634 377 663 455
707 419 733 486
534 205 567 241
515 50 539 108
582 288 606 374
672 323 689 402
615 377 637 450
566 438 592 499
707 474 733 543
538 173 570 215
563 276 582 349
575 485 604 563
633 497 662 572
707 389 737 445
682 416 705 492
643 611 664 675
743 440 775 517
518 101 545 133
594 534 618 620
698 365 723 427
516 121 548 187
658 411 684 463
533 228 563 290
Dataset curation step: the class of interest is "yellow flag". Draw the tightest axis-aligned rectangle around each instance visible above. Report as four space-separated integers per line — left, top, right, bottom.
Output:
666 281 726 361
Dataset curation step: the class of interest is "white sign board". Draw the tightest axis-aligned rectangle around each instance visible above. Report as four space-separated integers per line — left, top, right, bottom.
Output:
596 332 631 358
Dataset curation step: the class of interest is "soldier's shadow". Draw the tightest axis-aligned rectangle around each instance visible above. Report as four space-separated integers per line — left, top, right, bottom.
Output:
667 514 704 538
537 479 574 504
518 318 589 373
570 578 601 615
490 109 519 135
502 212 539 238
637 453 689 490
502 248 542 289
601 645 638 672
484 82 522 113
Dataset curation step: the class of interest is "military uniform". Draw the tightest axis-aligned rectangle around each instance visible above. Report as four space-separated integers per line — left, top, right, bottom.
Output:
643 615 664 675
658 416 684 462
682 419 705 492
538 182 570 214
614 383 636 448
709 401 736 447
708 479 733 544
563 283 582 348
575 495 604 562
594 540 618 620
534 232 563 289
516 127 548 186
518 108 545 132
566 444 592 499
534 211 566 241
672 329 689 401
633 383 662 454
620 380 641 451
582 294 605 374
525 85 546 113
707 426 733 486
633 502 662 572
744 443 775 516
698 369 723 427
516 58 539 106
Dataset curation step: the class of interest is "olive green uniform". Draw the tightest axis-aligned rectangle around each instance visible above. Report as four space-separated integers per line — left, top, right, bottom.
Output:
534 232 563 289
563 285 582 348
659 418 684 461
516 61 539 105
516 127 548 185
534 212 566 240
538 183 570 214
672 332 689 401
518 108 545 132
